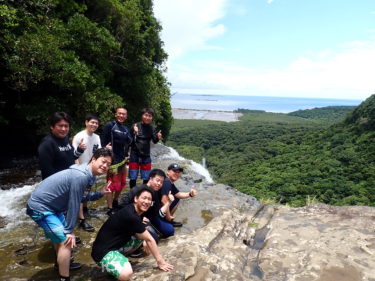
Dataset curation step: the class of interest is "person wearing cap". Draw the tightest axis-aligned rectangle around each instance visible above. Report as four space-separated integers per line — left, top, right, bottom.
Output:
151 163 197 238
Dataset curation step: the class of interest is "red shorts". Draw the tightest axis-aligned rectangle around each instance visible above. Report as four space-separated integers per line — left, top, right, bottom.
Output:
107 166 127 192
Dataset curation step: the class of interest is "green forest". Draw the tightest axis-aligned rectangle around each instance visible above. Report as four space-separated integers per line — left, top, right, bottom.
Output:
0 0 172 157
167 97 375 207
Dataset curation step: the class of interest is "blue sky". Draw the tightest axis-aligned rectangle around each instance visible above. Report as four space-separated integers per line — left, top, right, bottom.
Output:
153 0 375 100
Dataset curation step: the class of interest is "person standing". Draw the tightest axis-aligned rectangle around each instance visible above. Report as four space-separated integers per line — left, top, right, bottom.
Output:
27 148 113 281
72 113 101 164
72 113 102 232
129 108 162 189
38 112 85 180
101 107 132 215
91 186 174 280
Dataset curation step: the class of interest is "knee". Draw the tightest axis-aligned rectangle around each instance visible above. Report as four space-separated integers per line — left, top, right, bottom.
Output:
162 224 175 238
118 267 133 281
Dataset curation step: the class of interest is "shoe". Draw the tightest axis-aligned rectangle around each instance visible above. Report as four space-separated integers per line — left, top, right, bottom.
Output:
171 221 183 227
54 261 82 271
75 236 81 244
79 220 95 232
128 249 143 258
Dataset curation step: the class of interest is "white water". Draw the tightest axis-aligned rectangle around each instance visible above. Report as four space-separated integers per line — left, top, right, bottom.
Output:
160 146 214 183
189 160 214 183
159 146 185 161
0 184 36 230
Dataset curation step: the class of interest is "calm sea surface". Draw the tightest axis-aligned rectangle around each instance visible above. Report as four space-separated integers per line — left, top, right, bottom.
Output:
171 93 363 113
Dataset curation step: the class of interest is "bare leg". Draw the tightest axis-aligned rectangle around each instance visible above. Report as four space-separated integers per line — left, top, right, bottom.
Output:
54 242 71 277
113 190 122 201
78 203 84 220
106 192 113 209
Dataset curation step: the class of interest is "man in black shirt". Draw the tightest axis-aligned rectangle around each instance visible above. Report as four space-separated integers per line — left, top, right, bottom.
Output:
38 112 85 180
101 106 132 215
155 163 198 237
91 187 173 280
128 108 161 188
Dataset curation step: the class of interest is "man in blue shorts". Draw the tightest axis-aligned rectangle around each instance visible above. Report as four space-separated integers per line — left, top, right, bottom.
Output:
91 186 174 280
26 148 113 281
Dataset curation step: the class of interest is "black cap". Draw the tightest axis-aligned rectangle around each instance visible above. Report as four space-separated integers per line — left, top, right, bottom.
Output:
167 163 183 172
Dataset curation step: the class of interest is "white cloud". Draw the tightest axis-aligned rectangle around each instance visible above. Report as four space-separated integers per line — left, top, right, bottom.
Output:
153 0 229 60
169 40 375 100
153 1 374 100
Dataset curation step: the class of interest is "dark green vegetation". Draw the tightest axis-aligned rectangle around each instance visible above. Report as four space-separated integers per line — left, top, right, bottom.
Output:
0 0 172 157
288 106 356 124
167 97 375 207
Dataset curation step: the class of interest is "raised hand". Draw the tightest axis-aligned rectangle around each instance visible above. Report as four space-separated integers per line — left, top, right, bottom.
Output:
167 191 174 203
79 138 87 151
157 130 162 140
101 181 112 195
133 123 139 134
189 188 197 197
105 142 112 150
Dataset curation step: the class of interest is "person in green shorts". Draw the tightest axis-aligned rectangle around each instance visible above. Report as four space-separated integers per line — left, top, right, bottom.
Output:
91 186 174 280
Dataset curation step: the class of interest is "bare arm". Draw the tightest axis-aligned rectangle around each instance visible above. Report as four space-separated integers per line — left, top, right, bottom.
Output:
135 230 174 271
175 187 198 199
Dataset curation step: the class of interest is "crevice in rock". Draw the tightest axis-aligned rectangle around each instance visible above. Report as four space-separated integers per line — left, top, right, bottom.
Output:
246 205 277 280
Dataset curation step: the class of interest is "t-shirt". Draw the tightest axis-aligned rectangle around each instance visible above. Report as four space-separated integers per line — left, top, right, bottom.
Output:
72 130 101 164
38 134 80 179
91 204 146 262
119 184 160 218
160 177 179 197
101 121 132 164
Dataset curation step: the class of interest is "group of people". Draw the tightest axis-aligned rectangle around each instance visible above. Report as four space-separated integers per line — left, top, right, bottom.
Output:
26 107 198 281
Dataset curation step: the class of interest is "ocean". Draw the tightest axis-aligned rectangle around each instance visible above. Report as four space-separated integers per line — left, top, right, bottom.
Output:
171 93 363 113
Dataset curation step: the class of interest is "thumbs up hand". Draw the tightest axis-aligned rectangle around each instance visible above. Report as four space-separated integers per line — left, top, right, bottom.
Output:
79 138 87 151
167 191 174 203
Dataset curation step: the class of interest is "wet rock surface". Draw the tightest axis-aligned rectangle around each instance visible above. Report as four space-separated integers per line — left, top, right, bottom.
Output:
0 157 39 189
1 144 374 280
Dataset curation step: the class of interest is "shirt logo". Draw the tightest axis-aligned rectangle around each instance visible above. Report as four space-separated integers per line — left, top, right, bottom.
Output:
58 144 72 151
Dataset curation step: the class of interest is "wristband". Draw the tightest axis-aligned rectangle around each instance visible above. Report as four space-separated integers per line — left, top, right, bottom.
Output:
189 191 193 197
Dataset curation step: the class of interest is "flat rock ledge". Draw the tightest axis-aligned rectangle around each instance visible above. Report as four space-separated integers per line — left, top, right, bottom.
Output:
131 203 375 281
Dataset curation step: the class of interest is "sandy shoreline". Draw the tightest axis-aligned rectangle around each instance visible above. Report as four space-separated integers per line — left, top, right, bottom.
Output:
172 108 242 122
